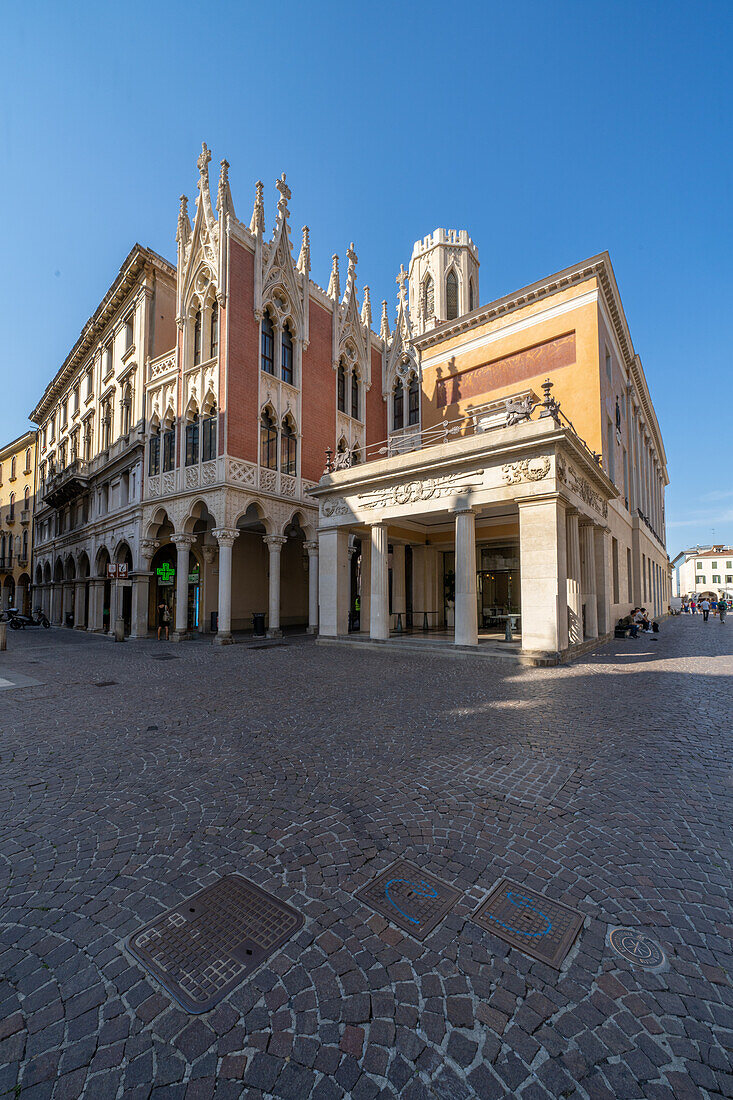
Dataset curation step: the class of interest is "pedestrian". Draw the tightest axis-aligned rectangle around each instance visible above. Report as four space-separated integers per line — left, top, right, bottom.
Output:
157 599 171 640
719 598 728 625
690 600 696 615
701 597 710 622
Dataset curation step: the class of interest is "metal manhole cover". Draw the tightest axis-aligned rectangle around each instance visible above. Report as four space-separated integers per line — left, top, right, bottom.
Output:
607 927 667 971
356 859 462 940
94 681 117 687
472 879 583 969
126 874 304 1013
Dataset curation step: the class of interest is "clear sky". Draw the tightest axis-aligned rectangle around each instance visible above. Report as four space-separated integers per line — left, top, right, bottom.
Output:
2 0 731 553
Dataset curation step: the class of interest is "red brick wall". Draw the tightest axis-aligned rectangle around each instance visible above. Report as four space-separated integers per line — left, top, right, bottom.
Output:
365 344 387 456
301 298 335 482
226 239 259 463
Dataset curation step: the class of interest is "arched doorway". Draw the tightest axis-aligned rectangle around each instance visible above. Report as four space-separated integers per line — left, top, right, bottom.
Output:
281 514 309 631
234 503 270 632
3 576 15 611
115 542 134 635
182 501 218 633
77 552 91 629
64 556 76 627
96 547 111 632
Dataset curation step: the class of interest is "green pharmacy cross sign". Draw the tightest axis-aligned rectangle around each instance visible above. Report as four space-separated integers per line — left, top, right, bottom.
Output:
157 563 175 582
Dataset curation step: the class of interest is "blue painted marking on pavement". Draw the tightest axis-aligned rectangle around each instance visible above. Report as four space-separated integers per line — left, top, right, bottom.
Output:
484 890 552 938
384 878 438 925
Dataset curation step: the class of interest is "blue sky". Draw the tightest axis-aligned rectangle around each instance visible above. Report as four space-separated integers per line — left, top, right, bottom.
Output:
2 0 731 552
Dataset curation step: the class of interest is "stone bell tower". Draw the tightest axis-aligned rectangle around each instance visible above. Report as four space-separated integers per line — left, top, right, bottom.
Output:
408 228 479 335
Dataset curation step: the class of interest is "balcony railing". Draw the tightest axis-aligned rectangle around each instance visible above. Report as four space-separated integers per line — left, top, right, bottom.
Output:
43 458 90 508
20 509 30 525
0 557 13 570
325 379 602 473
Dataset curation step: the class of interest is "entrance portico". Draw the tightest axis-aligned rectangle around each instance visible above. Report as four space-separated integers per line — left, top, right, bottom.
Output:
311 415 617 665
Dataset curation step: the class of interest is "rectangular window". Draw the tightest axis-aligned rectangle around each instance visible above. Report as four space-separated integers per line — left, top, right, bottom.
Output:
698 576 706 585
711 561 717 569
612 537 619 603
696 562 703 569
86 367 93 398
622 447 629 508
408 381 420 426
726 575 732 583
626 547 633 600
261 316 274 374
73 387 79 413
124 312 134 350
713 575 721 583
727 561 732 570
281 328 293 385
162 427 175 472
148 432 160 475
49 417 55 442
104 342 113 376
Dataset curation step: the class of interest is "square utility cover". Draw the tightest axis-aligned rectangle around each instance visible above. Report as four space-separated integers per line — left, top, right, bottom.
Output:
472 878 583 969
127 874 303 1013
356 858 462 941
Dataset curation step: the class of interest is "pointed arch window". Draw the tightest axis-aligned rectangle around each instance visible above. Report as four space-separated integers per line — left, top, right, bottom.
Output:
9 493 15 521
469 277 475 313
351 368 360 420
10 456 16 480
446 269 458 320
148 425 161 475
193 309 202 365
261 313 275 374
423 275 434 321
24 448 31 473
185 410 200 466
392 380 404 431
351 444 361 466
260 408 278 470
337 360 347 412
24 486 30 510
282 323 294 385
22 530 28 560
281 416 297 476
210 300 219 358
202 403 217 462
162 420 175 472
408 374 420 426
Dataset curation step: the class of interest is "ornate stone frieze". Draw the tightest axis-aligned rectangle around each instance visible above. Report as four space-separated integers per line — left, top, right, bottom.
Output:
281 474 297 498
226 457 257 488
260 469 278 494
201 460 217 486
500 456 551 485
321 496 349 517
558 456 608 518
357 470 484 511
184 466 200 489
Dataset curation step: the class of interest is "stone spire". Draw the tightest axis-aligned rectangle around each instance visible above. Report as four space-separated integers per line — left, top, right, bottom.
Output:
361 285 372 328
250 181 265 235
380 299 391 342
297 225 310 275
327 254 340 300
196 142 214 224
216 158 235 219
396 264 408 308
176 194 191 248
346 242 358 277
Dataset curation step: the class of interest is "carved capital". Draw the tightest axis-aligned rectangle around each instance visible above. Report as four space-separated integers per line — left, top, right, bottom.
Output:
263 535 287 551
171 534 196 551
303 540 319 555
140 538 160 562
212 527 240 548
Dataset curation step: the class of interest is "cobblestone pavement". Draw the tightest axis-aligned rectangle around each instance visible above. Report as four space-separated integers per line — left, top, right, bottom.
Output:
0 618 731 1100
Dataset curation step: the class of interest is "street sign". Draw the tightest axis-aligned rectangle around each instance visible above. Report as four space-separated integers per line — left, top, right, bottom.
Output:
117 563 128 579
108 564 118 579
108 563 129 579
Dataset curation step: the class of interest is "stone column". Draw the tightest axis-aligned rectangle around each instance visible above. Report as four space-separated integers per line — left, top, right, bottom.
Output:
318 527 349 636
264 534 286 637
212 528 238 644
518 495 568 657
304 541 319 634
391 543 406 630
369 523 389 640
425 547 441 626
171 534 196 641
200 544 218 634
594 526 612 636
579 522 599 639
62 583 73 626
454 508 478 647
87 579 103 631
359 537 370 633
565 510 582 645
74 581 86 629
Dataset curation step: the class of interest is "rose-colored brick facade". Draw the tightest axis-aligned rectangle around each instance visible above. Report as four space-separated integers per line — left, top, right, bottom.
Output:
225 239 259 464
301 299 337 483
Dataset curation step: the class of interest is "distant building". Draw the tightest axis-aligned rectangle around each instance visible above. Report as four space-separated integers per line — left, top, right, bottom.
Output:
672 546 733 601
30 246 177 635
0 431 36 614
